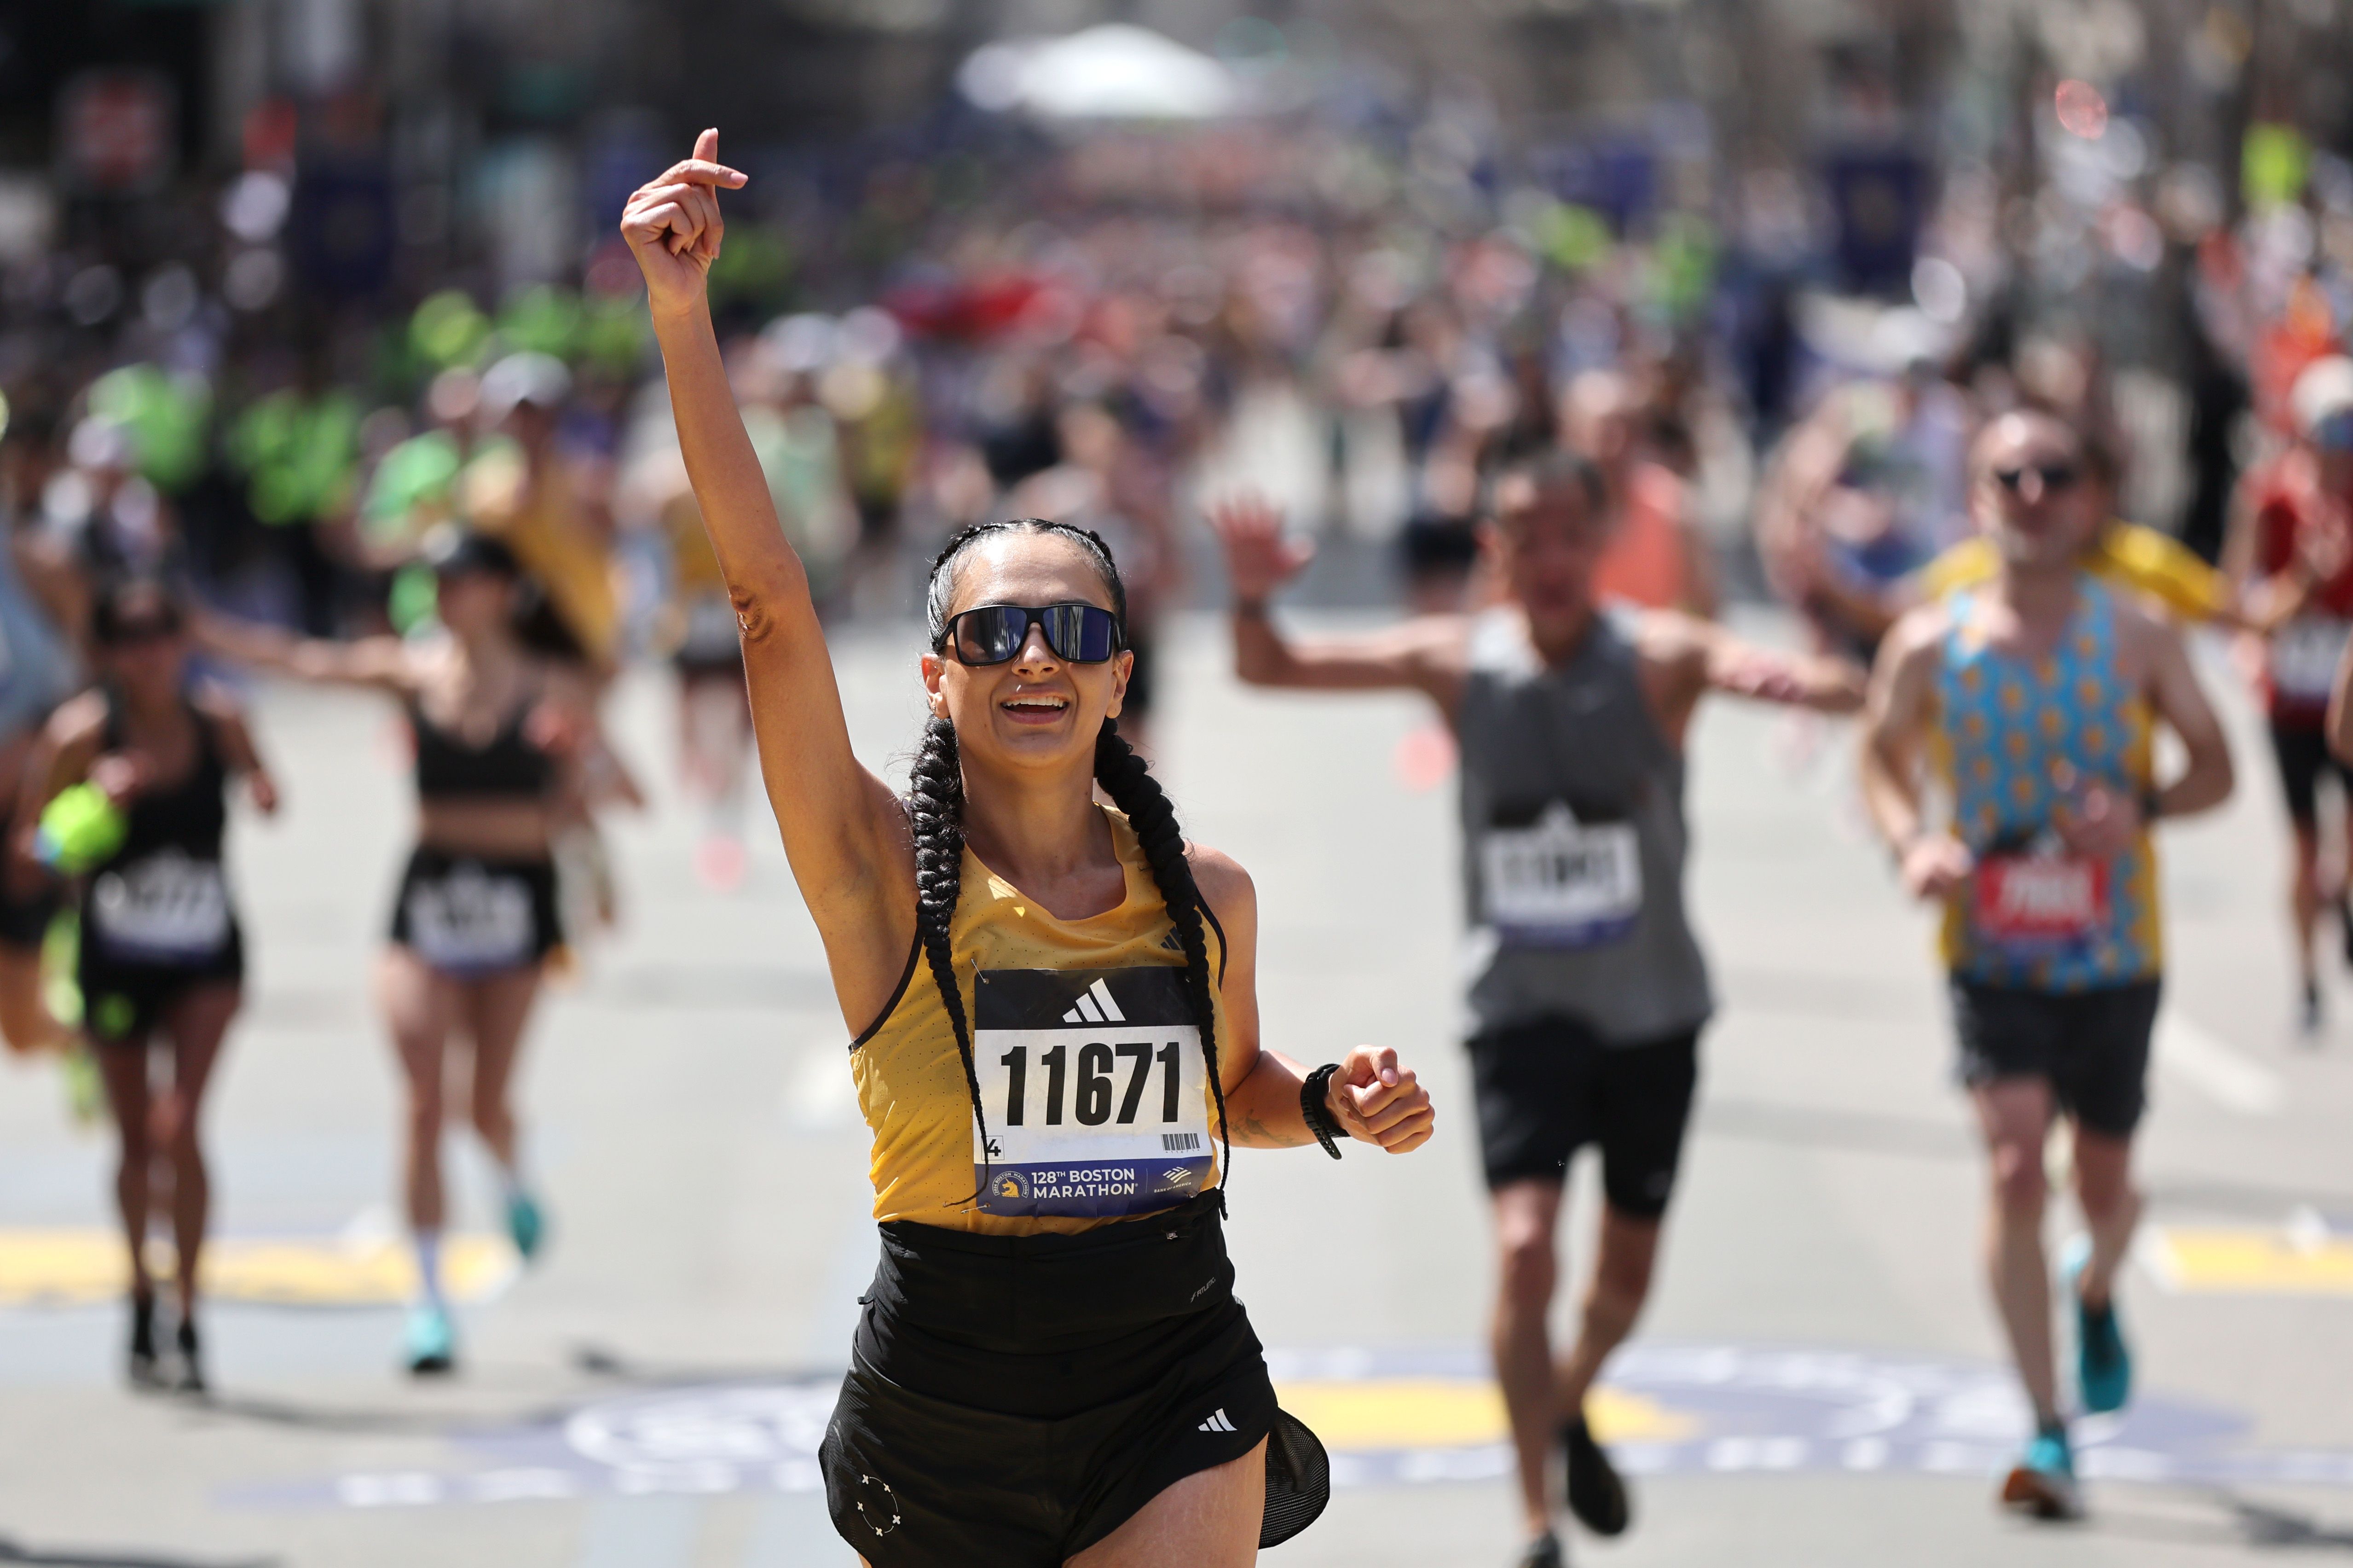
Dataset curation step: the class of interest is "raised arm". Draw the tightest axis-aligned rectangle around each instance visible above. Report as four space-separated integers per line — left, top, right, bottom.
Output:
1208 493 1467 714
191 610 411 693
1630 609 1865 747
622 131 913 1021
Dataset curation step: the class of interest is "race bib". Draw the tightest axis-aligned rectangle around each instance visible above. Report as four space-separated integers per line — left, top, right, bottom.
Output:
1971 853 2110 957
1480 802 1642 949
405 863 535 972
2273 616 2351 704
90 851 230 962
971 967 1213 1219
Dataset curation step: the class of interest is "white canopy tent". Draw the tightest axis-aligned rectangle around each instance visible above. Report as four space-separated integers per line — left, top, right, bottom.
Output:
957 24 1240 122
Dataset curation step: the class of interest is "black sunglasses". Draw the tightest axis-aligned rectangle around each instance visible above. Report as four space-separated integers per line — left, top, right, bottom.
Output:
940 602 1124 665
1992 461 2081 496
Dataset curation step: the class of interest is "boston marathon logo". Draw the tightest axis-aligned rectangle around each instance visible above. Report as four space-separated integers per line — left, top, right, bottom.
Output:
971 966 1214 1219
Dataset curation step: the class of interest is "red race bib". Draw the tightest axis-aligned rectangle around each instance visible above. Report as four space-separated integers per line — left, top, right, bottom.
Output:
1972 854 2110 953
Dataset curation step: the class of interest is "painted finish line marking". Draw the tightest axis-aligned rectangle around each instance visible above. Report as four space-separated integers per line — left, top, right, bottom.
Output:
222 1342 2353 1510
0 1226 516 1308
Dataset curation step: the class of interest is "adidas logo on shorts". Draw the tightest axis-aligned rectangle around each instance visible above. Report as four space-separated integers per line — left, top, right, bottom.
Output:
1197 1407 1236 1433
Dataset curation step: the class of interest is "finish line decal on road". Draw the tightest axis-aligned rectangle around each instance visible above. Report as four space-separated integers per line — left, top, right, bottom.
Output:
221 1343 2353 1510
0 1228 518 1308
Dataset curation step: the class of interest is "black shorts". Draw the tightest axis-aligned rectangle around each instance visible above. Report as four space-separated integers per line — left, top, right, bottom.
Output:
387 847 562 977
2268 720 2352 827
77 919 244 1048
1467 1017 1701 1217
823 1192 1328 1567
1948 975 2160 1137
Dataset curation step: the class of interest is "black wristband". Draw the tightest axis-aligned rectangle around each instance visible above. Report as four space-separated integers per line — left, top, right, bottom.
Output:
1301 1062 1345 1159
2140 787 2163 826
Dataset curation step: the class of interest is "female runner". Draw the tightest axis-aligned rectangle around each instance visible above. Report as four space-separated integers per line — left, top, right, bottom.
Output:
623 133 1436 1567
15 579 277 1390
199 533 608 1375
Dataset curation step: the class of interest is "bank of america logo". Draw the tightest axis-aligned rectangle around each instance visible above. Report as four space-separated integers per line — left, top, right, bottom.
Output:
1197 1407 1236 1433
1061 978 1125 1025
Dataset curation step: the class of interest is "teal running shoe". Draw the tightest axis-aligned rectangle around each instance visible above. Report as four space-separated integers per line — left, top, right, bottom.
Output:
403 1304 456 1377
2062 1234 2132 1414
2000 1424 2081 1520
506 1191 546 1262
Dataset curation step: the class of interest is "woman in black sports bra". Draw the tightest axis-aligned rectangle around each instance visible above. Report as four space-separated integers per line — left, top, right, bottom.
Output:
14 579 278 1392
200 531 632 1377
626 134 1437 1568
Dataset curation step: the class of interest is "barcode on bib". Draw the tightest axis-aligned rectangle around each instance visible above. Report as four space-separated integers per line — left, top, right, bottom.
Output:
1162 1132 1202 1152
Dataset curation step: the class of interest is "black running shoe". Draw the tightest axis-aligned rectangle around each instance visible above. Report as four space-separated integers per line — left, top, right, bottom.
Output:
1515 1531 1565 1568
1562 1412 1630 1536
127 1293 161 1390
173 1317 206 1395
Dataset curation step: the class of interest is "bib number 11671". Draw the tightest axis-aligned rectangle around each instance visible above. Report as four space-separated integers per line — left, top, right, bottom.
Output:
999 1039 1183 1129
972 967 1214 1218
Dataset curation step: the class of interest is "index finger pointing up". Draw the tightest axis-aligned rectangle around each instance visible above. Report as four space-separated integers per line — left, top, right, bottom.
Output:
665 128 746 189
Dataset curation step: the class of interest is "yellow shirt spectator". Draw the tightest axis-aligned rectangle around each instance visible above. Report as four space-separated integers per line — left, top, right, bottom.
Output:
1914 520 2232 624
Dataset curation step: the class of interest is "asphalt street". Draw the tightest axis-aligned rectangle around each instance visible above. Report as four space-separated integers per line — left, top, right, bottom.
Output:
1 607 2349 1568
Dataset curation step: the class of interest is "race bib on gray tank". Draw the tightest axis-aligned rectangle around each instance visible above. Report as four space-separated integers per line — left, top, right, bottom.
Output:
971 966 1213 1219
1480 801 1642 949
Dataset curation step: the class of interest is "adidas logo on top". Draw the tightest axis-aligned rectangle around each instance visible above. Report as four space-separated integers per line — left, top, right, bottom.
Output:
1196 1407 1236 1433
1062 978 1125 1026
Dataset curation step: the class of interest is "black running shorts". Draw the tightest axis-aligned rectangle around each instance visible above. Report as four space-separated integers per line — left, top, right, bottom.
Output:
78 923 244 1048
821 1191 1328 1566
1948 975 2160 1137
2268 720 2352 828
1466 1017 1701 1217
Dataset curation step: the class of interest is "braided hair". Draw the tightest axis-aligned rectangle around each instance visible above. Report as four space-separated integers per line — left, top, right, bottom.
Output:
913 519 1231 1211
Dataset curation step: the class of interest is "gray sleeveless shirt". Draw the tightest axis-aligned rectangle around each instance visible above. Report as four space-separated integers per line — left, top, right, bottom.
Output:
1456 609 1713 1043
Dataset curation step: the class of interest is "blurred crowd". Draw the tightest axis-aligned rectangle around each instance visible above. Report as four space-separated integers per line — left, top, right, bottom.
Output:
12 92 2353 760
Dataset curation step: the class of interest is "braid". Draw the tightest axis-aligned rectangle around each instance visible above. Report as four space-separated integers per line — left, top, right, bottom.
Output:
908 715 992 1196
1094 720 1231 1215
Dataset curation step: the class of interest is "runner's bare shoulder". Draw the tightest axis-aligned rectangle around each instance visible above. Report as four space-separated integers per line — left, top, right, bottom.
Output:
1183 842 1255 935
1879 599 1959 676
188 678 249 725
2105 586 2183 678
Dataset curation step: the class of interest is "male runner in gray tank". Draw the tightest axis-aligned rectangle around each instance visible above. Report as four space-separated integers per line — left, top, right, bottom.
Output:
1211 452 1864 1568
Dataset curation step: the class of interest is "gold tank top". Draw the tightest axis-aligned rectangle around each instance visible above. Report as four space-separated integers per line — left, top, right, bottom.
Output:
851 807 1229 1235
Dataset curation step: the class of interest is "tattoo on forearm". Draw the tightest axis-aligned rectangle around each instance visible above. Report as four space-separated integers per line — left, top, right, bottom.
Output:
1234 1110 1311 1149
